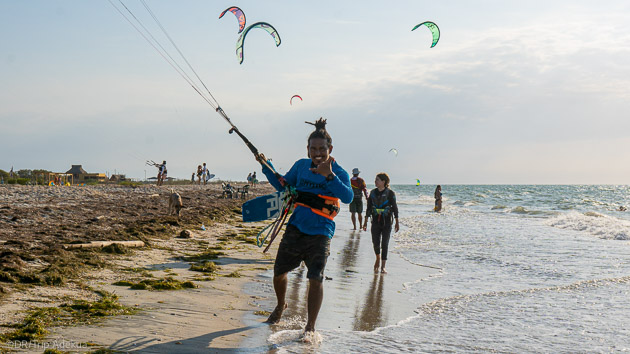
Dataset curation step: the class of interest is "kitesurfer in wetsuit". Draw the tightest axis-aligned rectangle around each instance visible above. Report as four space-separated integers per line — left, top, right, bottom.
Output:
363 172 399 274
257 118 353 335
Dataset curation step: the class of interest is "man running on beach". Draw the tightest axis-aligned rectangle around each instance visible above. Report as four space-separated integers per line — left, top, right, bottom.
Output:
257 118 353 336
349 168 368 230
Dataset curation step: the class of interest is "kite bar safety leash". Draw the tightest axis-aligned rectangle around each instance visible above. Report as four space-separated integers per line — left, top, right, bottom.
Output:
255 187 297 252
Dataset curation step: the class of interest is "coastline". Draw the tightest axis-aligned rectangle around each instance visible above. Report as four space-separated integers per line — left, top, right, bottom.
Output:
1 184 442 352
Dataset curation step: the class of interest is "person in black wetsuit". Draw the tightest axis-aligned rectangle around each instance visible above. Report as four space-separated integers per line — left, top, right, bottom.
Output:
362 172 399 274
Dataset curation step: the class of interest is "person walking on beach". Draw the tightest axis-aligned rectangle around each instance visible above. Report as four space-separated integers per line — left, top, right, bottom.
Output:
251 171 257 187
257 118 353 336
247 172 252 186
434 185 442 212
349 168 368 230
363 173 399 274
196 165 202 185
157 161 167 186
201 163 208 185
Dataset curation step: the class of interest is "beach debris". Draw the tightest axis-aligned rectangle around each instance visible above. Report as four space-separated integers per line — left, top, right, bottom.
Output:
290 94 302 105
219 6 246 33
91 216 105 222
62 240 145 250
178 230 193 239
201 223 206 231
325 276 333 281
412 21 440 48
236 22 281 64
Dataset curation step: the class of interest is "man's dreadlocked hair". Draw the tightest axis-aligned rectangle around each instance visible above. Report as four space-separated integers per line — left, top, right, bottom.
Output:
305 118 332 147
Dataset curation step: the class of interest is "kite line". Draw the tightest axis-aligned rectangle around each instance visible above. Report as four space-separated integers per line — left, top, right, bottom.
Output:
107 0 280 178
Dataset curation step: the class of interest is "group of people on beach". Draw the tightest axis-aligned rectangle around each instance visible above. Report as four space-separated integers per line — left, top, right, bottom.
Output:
192 162 210 185
246 171 257 186
254 118 445 339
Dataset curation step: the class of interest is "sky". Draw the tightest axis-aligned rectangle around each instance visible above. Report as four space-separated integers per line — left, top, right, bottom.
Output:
1 1 629 184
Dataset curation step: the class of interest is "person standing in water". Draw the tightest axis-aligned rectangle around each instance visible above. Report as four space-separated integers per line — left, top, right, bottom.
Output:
363 172 399 274
434 185 442 212
349 168 368 230
257 118 353 336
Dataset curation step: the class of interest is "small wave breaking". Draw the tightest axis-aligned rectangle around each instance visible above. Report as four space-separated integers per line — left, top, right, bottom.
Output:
546 211 630 240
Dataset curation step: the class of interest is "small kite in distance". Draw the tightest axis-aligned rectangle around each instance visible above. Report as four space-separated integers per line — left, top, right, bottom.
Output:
236 22 281 64
389 148 398 157
412 21 440 48
290 95 302 105
219 6 246 33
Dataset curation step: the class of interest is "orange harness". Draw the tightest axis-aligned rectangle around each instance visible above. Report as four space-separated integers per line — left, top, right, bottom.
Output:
294 193 340 220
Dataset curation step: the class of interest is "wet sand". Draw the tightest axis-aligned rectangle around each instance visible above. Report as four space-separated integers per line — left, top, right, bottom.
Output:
240 209 441 350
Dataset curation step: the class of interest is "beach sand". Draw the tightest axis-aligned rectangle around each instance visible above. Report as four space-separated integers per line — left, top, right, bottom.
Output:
0 183 278 352
1 184 440 352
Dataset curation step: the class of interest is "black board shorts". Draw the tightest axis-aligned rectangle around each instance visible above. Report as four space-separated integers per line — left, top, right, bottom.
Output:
349 198 363 213
274 224 331 282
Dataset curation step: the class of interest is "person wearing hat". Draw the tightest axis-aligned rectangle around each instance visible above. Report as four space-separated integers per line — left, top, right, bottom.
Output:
350 168 369 230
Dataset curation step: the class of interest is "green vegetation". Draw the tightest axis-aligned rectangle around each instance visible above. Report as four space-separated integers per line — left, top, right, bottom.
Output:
118 181 142 187
0 291 136 343
224 270 241 278
113 277 196 291
189 261 219 274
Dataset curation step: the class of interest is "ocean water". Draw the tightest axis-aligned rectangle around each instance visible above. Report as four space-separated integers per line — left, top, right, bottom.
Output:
248 185 630 353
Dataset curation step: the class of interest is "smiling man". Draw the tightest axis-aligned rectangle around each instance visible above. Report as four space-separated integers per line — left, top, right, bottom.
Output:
257 118 353 336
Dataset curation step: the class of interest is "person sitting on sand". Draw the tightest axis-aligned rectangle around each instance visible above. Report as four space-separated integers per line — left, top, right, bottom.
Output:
619 206 627 212
256 118 353 336
363 172 399 274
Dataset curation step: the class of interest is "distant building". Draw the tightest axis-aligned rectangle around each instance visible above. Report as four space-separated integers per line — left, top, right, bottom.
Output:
65 165 107 183
109 174 128 182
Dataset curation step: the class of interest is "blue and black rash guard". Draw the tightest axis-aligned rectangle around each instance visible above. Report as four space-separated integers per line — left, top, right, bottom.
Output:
261 158 353 238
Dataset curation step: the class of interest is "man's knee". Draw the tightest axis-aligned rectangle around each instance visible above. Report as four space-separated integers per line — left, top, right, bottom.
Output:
308 278 323 288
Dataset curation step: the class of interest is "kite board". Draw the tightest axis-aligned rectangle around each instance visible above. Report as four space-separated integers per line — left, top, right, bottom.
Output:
205 174 215 182
242 191 286 222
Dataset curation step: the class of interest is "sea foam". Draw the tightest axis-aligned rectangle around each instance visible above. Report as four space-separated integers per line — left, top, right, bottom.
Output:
546 211 630 240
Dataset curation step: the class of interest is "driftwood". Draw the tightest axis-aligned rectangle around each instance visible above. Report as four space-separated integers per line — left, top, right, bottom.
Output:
63 240 145 250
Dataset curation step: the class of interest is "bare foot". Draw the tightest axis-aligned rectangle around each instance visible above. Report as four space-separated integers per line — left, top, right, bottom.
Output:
381 268 388 274
300 328 320 344
265 303 287 324
374 258 380 273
